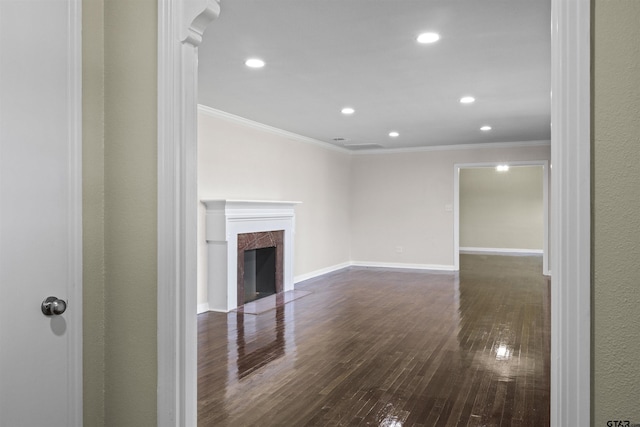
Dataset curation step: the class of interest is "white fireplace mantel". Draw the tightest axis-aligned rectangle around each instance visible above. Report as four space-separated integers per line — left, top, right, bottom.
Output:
202 200 301 312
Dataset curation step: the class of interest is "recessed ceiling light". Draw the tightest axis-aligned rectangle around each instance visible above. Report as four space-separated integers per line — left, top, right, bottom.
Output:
460 96 475 104
480 125 492 131
389 131 400 137
341 107 355 115
245 58 265 68
417 32 440 44
496 165 510 172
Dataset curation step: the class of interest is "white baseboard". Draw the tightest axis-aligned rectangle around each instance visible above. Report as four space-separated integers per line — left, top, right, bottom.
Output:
206 308 230 313
294 262 351 284
196 303 210 314
294 260 456 285
350 261 456 271
460 247 543 256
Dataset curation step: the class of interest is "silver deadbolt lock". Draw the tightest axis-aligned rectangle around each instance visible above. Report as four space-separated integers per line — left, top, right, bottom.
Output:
41 296 67 316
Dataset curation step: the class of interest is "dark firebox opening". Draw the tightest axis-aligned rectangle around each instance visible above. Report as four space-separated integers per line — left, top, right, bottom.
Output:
243 246 276 304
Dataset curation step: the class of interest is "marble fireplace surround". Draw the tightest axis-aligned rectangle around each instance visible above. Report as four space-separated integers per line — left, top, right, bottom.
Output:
202 200 300 312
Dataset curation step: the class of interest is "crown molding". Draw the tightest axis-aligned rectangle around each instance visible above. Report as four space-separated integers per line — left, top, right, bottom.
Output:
198 105 351 154
350 140 551 155
198 104 550 156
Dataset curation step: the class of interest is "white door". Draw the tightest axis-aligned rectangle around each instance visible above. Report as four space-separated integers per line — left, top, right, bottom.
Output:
0 0 82 425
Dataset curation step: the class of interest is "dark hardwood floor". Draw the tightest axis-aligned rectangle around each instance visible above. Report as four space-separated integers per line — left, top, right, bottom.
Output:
198 255 550 426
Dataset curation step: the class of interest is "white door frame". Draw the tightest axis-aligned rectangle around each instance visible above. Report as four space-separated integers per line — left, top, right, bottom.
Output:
453 161 550 275
68 1 84 421
157 0 591 425
157 1 220 425
69 1 84 421
549 0 591 425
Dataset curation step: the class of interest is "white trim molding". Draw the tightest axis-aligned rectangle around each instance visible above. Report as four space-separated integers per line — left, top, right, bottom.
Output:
550 0 591 425
294 261 456 285
198 104 350 154
460 247 544 256
157 0 220 426
351 261 456 272
294 262 352 284
68 0 83 423
351 140 551 156
196 303 210 314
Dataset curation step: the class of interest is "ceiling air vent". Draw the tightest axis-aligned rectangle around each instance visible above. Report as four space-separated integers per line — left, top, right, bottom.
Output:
343 142 384 150
332 137 383 150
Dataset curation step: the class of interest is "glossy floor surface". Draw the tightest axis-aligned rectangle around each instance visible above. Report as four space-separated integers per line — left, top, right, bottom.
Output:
198 255 550 426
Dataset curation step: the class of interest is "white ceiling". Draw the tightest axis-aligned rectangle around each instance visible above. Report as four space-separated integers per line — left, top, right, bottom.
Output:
198 1 551 151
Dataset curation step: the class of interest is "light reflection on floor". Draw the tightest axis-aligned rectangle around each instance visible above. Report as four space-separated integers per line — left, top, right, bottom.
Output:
198 255 550 426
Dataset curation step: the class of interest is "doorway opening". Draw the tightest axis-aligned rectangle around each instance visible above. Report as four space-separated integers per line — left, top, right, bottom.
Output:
453 161 549 275
156 0 591 425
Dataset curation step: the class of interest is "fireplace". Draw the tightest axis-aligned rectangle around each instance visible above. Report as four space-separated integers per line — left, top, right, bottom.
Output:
202 200 300 312
237 231 284 306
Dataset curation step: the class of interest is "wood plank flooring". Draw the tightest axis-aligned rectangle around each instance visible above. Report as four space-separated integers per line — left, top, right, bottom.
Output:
198 255 550 426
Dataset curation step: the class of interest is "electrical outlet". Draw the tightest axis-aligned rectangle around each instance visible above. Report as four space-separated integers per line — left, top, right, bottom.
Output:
395 246 404 254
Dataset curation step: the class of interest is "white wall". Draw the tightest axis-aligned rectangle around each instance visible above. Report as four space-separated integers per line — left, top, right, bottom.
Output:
350 144 550 269
197 106 551 305
460 166 544 251
197 108 352 306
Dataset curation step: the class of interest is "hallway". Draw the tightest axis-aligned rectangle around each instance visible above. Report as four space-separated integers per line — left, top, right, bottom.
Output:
198 255 550 426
